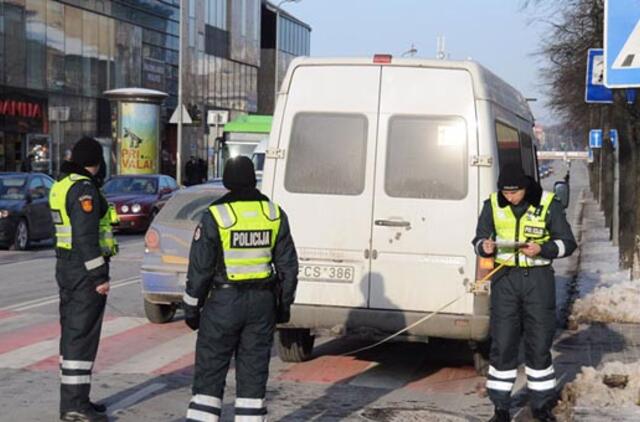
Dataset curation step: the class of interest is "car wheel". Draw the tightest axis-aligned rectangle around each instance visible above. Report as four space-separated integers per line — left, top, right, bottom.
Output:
12 219 30 251
143 298 176 324
276 328 315 362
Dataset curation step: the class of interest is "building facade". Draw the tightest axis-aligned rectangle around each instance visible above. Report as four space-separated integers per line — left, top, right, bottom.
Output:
0 0 310 178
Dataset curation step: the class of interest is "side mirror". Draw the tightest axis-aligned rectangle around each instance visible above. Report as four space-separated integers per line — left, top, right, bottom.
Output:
553 180 570 209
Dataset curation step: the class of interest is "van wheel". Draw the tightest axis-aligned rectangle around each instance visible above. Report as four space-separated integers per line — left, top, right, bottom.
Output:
470 340 490 376
143 299 176 324
276 328 315 362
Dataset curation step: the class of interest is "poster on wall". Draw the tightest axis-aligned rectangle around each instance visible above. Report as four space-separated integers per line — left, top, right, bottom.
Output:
118 102 159 174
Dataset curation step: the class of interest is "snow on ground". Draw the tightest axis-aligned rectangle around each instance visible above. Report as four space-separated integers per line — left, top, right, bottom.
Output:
572 279 640 324
557 361 640 413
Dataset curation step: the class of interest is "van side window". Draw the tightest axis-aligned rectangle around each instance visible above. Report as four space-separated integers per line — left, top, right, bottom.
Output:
495 121 521 169
520 133 535 177
284 112 368 195
386 115 468 200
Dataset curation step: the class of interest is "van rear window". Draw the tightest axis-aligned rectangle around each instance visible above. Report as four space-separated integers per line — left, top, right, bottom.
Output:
385 115 468 200
285 112 368 195
496 121 522 170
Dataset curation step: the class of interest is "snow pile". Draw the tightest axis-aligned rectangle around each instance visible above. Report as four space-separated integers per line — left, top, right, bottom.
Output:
571 279 640 324
558 361 640 412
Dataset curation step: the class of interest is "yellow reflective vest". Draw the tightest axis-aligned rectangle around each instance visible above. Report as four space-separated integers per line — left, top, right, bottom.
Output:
490 191 554 267
209 201 281 281
49 173 118 257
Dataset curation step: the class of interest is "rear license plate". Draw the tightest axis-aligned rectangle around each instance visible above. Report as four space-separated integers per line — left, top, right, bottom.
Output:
299 264 355 283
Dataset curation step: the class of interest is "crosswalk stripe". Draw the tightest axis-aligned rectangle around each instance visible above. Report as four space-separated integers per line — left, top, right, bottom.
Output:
106 332 197 374
0 317 146 370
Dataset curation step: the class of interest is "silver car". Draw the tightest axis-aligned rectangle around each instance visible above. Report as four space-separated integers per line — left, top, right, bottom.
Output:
140 182 226 323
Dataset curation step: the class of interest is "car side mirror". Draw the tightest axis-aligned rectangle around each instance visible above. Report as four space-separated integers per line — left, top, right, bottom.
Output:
553 180 570 209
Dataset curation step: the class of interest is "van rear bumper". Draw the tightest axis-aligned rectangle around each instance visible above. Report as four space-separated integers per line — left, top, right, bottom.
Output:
288 304 489 342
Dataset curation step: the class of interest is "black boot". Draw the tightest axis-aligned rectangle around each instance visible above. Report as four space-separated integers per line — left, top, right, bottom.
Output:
90 402 107 413
60 407 108 422
532 405 557 422
488 408 510 422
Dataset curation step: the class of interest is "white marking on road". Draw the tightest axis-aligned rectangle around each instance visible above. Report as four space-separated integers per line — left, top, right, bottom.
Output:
106 331 196 374
0 317 147 369
107 382 166 416
1 276 140 312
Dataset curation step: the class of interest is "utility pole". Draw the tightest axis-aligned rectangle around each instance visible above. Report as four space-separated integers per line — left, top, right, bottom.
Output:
176 0 184 185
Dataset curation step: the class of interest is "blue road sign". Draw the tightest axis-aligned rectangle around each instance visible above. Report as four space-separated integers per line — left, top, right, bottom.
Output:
605 0 640 87
610 129 619 148
590 129 603 148
586 49 614 102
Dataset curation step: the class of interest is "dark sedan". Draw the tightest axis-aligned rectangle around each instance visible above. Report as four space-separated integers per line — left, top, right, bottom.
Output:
103 174 179 232
0 172 55 250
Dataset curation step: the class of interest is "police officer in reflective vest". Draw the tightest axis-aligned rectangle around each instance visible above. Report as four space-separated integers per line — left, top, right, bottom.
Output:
183 156 298 422
49 137 117 422
472 164 576 422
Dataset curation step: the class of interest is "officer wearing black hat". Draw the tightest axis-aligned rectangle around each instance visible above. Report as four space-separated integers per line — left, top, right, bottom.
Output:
49 137 111 422
472 164 576 422
183 156 298 422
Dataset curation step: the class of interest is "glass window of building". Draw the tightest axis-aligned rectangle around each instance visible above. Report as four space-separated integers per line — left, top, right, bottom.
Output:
46 0 65 91
82 10 99 97
26 0 46 90
64 5 83 94
5 2 26 87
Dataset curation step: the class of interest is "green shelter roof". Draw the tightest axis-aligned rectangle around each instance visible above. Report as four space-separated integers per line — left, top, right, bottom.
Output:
224 115 272 134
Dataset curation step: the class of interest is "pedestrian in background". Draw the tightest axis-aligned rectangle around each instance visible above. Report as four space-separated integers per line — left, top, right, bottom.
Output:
49 137 116 422
182 156 299 422
185 155 199 186
472 164 576 422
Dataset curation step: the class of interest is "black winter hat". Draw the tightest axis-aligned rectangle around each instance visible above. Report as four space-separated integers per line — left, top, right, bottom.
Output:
223 156 257 191
497 163 530 191
72 136 103 167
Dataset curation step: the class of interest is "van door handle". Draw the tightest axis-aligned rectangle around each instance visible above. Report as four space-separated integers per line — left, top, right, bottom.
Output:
375 219 410 227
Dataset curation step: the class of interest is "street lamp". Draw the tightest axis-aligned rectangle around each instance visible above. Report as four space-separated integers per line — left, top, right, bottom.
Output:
274 0 302 107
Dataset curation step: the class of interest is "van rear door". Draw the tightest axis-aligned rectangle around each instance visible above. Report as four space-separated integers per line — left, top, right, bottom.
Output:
269 65 381 307
369 66 478 314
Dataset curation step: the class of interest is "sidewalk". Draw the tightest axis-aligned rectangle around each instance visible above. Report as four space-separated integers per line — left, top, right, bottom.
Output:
552 191 640 421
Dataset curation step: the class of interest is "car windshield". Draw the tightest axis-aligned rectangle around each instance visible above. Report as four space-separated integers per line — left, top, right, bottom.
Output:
103 177 157 195
155 190 224 227
0 176 27 200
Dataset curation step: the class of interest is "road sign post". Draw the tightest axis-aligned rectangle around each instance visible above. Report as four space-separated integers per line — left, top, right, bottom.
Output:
611 129 620 245
49 106 70 177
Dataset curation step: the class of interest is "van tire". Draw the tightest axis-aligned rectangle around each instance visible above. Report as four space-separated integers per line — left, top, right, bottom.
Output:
144 299 176 324
276 328 315 362
471 340 490 376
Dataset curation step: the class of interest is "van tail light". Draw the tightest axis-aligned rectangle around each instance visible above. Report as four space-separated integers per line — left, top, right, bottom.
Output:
145 227 160 252
475 257 495 285
373 54 392 64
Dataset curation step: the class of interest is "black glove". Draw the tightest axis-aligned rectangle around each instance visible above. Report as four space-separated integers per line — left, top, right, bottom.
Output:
276 304 291 324
184 305 200 331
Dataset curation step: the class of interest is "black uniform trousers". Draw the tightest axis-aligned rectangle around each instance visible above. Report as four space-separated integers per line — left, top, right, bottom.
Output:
56 255 106 413
187 286 276 422
487 265 557 411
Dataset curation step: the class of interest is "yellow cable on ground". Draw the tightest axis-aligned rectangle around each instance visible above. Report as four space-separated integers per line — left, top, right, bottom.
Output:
341 254 515 356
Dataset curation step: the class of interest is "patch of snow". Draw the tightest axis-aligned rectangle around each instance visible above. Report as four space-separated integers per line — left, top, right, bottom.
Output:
572 280 640 323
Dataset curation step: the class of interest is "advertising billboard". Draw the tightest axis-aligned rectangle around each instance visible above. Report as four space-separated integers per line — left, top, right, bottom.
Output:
118 102 159 174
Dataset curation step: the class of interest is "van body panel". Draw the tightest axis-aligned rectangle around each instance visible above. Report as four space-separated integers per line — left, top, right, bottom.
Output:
369 67 478 314
270 65 382 307
267 57 536 342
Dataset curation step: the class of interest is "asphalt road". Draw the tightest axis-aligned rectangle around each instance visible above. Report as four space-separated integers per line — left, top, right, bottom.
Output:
0 160 585 421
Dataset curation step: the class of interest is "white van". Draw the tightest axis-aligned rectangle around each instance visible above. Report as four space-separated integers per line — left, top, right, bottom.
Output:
262 56 541 370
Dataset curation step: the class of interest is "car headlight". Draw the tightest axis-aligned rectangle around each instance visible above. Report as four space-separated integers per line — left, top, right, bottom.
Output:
131 203 142 214
0 210 9 218
121 204 130 213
